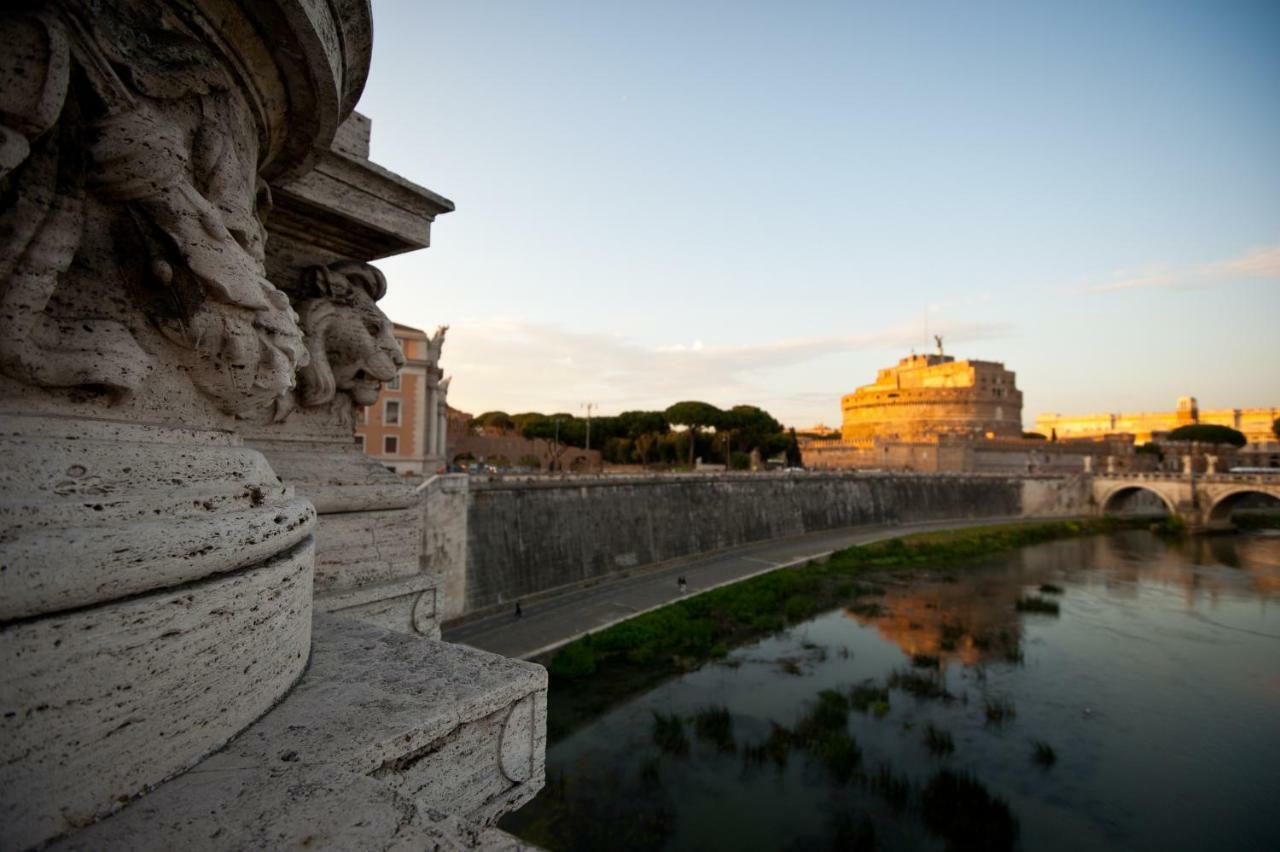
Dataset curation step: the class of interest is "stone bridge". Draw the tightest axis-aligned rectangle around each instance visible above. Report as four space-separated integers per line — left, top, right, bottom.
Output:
1093 472 1280 531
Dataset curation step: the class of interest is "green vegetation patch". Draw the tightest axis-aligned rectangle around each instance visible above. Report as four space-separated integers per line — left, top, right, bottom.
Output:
742 722 793 770
849 680 891 714
793 690 851 744
984 697 1017 726
691 705 735 753
1032 740 1057 767
870 763 912 811
651 711 689 756
1015 595 1060 615
921 770 1018 852
888 668 955 703
923 723 956 757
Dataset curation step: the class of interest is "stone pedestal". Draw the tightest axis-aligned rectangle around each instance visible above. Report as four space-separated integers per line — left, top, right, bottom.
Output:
241 105 455 640
0 419 317 849
49 616 547 850
1 3 543 848
249 427 444 638
0 0 367 842
422 473 471 621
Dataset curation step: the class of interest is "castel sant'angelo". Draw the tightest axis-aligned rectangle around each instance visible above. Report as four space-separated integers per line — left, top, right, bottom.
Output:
804 338 1120 473
805 337 1277 474
840 337 1023 442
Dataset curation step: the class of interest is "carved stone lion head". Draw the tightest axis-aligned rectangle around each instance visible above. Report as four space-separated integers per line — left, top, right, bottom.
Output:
294 261 405 409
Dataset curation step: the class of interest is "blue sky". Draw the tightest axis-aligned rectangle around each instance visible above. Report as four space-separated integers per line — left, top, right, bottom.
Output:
357 0 1279 427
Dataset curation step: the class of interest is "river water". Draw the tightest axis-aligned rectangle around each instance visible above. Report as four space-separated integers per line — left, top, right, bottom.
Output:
501 530 1280 851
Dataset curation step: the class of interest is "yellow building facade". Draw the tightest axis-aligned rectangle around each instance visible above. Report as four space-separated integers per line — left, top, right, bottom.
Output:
840 346 1022 442
1035 397 1279 447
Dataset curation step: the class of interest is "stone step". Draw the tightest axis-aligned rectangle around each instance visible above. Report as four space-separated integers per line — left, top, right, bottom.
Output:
316 572 442 639
52 615 547 850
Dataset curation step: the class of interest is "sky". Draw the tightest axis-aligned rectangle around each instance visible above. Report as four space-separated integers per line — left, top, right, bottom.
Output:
355 0 1280 428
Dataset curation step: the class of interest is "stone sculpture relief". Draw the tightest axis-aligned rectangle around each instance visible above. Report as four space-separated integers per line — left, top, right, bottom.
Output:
427 323 449 363
274 260 406 422
0 2 305 414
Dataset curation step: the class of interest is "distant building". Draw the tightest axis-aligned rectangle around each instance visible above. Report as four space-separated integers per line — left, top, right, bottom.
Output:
1035 397 1279 449
805 341 1115 473
356 322 450 475
840 340 1022 443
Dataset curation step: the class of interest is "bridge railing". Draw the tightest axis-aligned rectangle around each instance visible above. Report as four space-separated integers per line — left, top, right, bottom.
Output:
1094 472 1277 485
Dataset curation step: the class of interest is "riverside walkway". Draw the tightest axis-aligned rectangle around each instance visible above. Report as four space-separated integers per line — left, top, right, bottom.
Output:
444 515 1034 660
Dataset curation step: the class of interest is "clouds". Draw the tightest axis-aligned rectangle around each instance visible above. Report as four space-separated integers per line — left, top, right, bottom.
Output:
1087 243 1280 293
438 316 1014 424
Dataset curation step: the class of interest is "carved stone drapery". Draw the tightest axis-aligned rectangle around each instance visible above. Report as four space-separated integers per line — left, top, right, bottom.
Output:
0 2 306 417
0 2 374 846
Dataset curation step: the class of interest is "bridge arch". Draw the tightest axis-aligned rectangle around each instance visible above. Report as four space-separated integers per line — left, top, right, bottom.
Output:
1206 488 1280 525
1099 485 1176 518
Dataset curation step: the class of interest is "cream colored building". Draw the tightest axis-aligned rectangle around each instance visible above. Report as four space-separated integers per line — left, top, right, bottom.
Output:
356 322 450 475
841 342 1022 442
1035 397 1279 448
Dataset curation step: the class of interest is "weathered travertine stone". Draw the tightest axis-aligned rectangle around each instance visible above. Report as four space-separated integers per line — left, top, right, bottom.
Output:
423 472 472 621
49 615 547 850
2 540 314 850
3 3 544 848
314 574 440 636
0 419 315 620
0 0 371 846
244 116 455 639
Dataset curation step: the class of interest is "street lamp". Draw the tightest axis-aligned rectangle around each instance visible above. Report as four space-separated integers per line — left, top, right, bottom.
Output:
580 402 596 453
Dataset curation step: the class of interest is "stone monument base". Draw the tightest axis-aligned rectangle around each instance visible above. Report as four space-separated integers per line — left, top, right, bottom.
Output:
51 615 547 850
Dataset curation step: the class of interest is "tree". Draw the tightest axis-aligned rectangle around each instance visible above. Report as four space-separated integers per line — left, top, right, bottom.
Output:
634 432 659 466
785 428 803 468
1166 424 1247 448
511 412 546 435
601 436 632 464
663 401 724 467
471 411 514 433
725 405 783 456
1273 417 1279 441
617 410 669 438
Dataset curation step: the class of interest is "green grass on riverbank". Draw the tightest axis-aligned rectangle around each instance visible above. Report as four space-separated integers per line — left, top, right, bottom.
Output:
542 518 1139 741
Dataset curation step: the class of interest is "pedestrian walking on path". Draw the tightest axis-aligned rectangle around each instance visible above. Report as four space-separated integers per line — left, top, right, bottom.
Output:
514 600 522 618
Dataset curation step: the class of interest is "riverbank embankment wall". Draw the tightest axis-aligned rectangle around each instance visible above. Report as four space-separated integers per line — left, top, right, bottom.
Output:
456 473 1090 617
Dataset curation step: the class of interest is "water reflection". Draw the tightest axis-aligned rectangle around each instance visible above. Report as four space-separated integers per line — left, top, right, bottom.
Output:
844 574 1027 668
503 531 1280 852
842 530 1280 669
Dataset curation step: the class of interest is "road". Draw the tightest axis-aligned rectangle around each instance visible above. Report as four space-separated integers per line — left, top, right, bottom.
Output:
444 515 1035 660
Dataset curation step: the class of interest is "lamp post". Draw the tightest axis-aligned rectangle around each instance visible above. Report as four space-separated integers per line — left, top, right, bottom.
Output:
581 402 596 453
551 417 561 473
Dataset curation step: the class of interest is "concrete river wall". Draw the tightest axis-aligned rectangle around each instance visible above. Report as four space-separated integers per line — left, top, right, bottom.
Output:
460 472 1089 615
